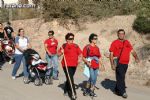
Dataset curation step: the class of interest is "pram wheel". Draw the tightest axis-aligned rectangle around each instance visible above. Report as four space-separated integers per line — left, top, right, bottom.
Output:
45 77 53 85
23 77 30 84
34 78 43 86
39 78 43 86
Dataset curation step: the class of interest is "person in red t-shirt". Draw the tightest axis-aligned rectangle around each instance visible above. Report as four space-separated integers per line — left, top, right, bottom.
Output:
44 30 59 81
58 33 82 99
109 29 140 98
82 33 105 97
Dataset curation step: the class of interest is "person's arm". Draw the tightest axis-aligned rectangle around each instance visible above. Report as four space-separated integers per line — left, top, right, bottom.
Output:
12 32 15 39
131 49 140 63
78 54 83 64
57 47 63 57
15 43 24 52
77 46 83 64
82 56 91 67
99 58 105 71
44 43 52 56
109 52 115 70
24 38 31 51
11 27 15 39
82 46 91 67
0 42 2 51
14 37 24 52
4 30 8 39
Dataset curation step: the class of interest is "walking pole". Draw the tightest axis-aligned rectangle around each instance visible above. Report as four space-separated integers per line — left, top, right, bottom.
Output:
62 48 76 99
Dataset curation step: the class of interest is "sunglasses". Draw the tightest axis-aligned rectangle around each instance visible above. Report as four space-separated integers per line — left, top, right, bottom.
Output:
118 32 125 34
68 38 74 40
48 34 53 36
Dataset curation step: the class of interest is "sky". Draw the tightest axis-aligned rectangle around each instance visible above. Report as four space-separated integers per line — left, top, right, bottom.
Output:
3 0 33 4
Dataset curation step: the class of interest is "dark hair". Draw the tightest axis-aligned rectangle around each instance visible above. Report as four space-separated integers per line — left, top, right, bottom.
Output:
0 23 3 25
89 33 98 43
117 29 125 34
18 28 24 36
65 33 74 40
18 28 24 33
48 30 54 35
7 22 11 25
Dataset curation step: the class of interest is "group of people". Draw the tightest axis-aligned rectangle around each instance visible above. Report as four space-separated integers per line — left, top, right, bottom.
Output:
0 22 140 100
33 29 140 100
0 22 14 67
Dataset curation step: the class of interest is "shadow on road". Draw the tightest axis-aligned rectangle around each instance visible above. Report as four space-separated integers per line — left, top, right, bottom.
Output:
101 79 116 92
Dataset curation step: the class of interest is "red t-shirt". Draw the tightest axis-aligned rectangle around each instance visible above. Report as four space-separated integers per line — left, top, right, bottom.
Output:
83 45 101 69
44 38 58 54
109 39 133 64
58 43 82 67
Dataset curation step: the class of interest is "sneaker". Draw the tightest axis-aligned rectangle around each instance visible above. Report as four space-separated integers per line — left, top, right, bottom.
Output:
23 77 30 84
12 76 16 80
9 59 15 64
71 95 77 100
113 90 120 96
63 92 68 96
9 60 12 64
89 91 97 97
122 93 128 98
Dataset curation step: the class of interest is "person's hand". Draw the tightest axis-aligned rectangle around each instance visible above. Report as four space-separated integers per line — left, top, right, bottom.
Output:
61 48 64 53
111 64 116 70
0 48 2 52
0 44 2 52
135 58 140 63
86 61 91 67
48 52 52 56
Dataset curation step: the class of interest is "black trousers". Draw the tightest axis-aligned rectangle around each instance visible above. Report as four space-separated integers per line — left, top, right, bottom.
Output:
115 63 128 95
63 67 77 96
0 52 5 62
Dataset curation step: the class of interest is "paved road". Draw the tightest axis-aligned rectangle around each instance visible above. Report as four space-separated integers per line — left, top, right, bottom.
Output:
0 63 150 100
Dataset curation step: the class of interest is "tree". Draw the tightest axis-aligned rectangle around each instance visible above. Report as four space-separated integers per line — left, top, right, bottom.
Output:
0 0 4 8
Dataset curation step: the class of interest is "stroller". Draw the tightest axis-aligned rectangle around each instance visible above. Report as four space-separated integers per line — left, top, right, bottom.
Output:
23 49 53 86
0 38 15 63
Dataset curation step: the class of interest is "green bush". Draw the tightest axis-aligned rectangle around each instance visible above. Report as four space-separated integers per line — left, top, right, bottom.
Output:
133 16 150 34
41 0 143 21
133 0 150 34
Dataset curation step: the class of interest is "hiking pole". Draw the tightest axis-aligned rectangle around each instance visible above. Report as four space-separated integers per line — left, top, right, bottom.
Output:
62 48 76 99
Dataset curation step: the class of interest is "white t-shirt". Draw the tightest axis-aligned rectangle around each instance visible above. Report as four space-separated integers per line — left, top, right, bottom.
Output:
15 36 29 54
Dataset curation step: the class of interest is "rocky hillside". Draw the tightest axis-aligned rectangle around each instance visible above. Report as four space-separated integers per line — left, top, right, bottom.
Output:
10 15 150 85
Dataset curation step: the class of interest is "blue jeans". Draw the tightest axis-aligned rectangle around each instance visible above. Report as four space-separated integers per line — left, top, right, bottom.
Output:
12 54 29 77
46 54 59 78
88 68 99 85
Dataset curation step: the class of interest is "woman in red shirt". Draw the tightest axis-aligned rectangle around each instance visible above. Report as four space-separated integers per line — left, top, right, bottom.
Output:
82 33 105 97
44 30 59 81
58 33 82 100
